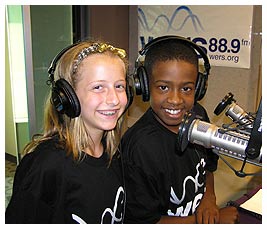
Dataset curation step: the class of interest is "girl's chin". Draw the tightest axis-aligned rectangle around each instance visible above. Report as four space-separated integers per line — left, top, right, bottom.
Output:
100 123 117 131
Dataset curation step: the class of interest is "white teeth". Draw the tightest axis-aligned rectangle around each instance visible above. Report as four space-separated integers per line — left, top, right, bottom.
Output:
165 109 180 115
99 111 116 116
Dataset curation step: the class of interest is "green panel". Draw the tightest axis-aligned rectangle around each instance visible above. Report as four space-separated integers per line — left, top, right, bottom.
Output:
5 16 18 157
7 5 22 23
16 123 30 154
30 5 73 133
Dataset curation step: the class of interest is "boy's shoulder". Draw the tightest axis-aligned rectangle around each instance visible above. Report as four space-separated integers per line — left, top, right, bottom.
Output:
192 102 209 121
125 108 156 134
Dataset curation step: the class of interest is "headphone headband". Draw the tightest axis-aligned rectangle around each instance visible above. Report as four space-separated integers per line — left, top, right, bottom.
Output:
48 42 127 81
48 43 78 82
139 35 210 75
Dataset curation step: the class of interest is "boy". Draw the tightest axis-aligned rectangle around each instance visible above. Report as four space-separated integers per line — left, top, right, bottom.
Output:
121 36 238 224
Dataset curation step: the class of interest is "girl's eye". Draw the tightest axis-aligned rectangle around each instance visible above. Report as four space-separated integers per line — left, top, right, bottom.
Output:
116 84 125 89
93 85 103 90
116 83 126 91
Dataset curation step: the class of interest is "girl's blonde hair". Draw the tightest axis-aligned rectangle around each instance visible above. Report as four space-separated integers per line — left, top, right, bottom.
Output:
23 40 128 162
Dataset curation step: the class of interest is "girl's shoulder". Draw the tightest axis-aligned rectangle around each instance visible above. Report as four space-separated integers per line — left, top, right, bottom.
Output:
33 137 67 159
21 137 71 175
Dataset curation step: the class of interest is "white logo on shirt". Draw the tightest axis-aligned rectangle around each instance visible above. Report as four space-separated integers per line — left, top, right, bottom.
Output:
101 186 125 224
71 186 125 224
72 214 87 224
168 158 206 216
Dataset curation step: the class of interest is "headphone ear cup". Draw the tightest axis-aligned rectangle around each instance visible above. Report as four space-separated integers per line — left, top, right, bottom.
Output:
195 73 208 101
125 81 134 111
52 79 81 118
135 66 150 102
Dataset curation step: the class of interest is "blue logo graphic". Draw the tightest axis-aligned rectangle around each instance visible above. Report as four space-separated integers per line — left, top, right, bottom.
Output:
138 6 204 33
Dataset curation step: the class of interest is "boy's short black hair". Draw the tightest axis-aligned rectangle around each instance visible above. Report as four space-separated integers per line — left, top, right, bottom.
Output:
144 39 199 77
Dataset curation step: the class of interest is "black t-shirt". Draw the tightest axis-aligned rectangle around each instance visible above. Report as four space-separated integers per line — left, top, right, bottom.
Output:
121 104 218 223
5 138 125 224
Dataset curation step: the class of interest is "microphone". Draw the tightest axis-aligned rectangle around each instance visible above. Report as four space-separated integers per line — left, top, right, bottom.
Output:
184 117 261 166
214 92 254 130
189 120 249 156
177 96 262 177
214 92 262 159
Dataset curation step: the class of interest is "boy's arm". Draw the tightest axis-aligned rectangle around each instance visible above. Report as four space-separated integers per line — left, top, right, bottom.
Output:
195 171 220 224
157 172 217 224
157 214 197 224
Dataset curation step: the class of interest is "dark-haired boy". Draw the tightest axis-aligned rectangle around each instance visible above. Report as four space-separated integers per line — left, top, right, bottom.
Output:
121 36 238 224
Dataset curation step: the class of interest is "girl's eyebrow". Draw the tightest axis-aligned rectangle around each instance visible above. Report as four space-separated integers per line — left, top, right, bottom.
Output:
88 79 126 85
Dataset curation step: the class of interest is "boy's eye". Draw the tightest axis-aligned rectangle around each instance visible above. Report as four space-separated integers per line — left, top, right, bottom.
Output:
159 85 168 91
182 86 192 92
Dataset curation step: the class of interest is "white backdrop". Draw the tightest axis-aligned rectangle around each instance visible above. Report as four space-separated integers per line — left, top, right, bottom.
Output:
138 5 253 68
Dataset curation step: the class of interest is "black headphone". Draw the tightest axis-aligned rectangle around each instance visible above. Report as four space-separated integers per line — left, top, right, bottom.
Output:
47 43 133 118
134 35 211 102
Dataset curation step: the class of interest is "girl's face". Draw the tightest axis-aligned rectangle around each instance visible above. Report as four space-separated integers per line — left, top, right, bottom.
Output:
75 54 128 135
149 60 197 133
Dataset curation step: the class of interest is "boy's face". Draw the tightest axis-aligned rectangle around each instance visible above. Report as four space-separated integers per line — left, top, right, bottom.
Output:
149 60 197 133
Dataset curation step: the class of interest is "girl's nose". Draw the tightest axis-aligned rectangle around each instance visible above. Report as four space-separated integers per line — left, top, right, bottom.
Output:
106 88 119 106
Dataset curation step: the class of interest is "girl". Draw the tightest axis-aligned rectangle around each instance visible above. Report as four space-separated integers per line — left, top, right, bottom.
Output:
6 40 130 223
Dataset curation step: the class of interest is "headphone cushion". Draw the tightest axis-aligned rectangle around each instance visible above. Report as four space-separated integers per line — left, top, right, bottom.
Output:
195 73 207 101
52 79 81 118
137 66 150 102
125 82 134 110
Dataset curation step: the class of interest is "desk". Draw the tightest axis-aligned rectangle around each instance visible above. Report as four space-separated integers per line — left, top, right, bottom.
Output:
228 185 262 224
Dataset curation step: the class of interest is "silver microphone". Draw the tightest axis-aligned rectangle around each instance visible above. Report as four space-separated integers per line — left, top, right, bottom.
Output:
177 95 262 176
214 92 254 129
187 119 261 166
225 103 254 128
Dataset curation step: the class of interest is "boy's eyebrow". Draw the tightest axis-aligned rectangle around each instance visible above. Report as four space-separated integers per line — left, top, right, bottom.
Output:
154 79 195 84
154 79 171 83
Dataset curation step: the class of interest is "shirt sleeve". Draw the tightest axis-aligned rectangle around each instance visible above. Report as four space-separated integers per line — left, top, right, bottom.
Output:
5 150 65 223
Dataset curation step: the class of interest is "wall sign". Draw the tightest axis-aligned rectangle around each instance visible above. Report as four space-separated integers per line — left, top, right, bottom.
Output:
138 5 253 68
